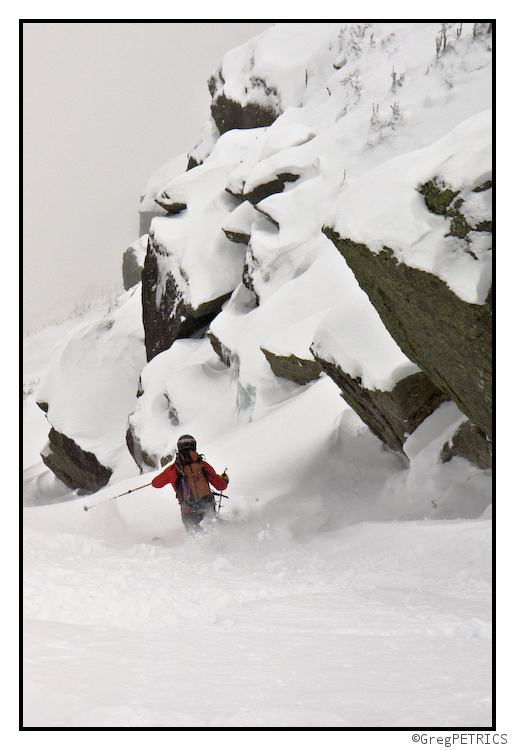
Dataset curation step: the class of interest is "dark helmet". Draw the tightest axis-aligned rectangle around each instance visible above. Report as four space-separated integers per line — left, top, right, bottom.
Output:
177 434 196 453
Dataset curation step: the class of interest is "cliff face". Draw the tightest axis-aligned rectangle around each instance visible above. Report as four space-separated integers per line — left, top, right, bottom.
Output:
36 23 492 493
323 231 492 456
321 109 492 466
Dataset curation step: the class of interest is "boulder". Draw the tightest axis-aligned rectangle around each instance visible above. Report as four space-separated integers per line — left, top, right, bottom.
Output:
324 228 492 439
221 201 260 246
441 420 492 469
41 428 112 493
322 114 492 441
206 61 281 136
126 423 159 472
261 348 322 386
211 92 279 135
141 236 233 361
223 227 252 246
153 195 188 215
226 173 299 205
208 62 281 137
312 354 449 453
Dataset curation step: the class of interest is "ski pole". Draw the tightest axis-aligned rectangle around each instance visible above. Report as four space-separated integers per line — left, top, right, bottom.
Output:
215 468 229 515
83 481 153 512
212 491 228 516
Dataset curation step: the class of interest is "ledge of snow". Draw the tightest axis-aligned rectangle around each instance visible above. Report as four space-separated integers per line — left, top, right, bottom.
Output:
312 293 420 393
325 110 492 304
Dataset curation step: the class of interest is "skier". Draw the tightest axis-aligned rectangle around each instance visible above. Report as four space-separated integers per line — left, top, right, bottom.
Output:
151 435 229 533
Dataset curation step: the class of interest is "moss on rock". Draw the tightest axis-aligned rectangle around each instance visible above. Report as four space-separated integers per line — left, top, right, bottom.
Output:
418 178 492 245
261 348 322 385
418 178 459 215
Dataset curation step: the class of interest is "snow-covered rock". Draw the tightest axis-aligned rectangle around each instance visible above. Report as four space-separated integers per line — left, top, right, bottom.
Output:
323 111 492 439
138 152 188 234
33 21 492 492
141 129 255 361
36 287 146 490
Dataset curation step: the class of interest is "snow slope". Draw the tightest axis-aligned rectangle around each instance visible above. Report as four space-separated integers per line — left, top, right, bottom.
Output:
23 511 491 728
23 311 492 728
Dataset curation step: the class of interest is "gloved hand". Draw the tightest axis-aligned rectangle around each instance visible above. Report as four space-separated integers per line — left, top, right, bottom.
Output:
221 471 229 484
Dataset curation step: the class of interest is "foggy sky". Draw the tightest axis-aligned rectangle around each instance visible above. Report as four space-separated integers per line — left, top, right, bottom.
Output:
23 22 273 333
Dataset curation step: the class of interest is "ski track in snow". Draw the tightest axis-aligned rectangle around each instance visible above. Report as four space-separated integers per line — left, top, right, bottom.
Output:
23 510 491 728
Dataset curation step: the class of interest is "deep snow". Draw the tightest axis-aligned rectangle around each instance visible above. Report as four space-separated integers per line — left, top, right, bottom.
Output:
23 514 491 728
23 311 492 729
22 22 495 732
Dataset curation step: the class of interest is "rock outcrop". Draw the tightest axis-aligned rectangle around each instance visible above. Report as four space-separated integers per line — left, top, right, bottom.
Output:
323 229 492 444
441 421 492 469
320 108 492 469
34 288 146 494
261 348 322 386
311 356 450 454
208 68 281 136
226 173 299 205
34 24 492 497
41 428 112 493
141 234 233 361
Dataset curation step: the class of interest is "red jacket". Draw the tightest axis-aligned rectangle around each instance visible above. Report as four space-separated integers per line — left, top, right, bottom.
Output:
152 458 228 495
